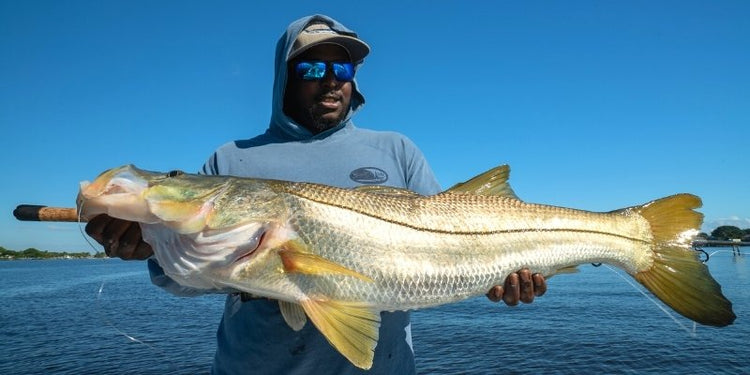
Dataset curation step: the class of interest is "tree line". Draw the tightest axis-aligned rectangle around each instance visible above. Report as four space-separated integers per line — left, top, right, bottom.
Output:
698 226 750 242
0 246 104 260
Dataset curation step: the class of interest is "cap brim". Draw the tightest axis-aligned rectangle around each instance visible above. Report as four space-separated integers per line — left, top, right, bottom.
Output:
289 35 370 62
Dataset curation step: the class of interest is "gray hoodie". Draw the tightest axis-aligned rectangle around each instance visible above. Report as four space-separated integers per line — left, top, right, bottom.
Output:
150 14 440 374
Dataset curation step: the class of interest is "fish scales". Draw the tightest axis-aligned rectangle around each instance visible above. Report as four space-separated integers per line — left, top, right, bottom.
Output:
279 183 653 309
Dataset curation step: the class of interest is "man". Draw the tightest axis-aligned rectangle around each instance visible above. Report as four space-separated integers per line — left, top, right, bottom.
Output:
86 14 546 374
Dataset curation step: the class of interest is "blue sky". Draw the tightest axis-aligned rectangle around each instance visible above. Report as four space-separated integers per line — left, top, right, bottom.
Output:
1 1 748 252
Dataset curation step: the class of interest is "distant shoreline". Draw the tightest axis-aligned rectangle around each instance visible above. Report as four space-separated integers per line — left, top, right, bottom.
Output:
0 248 105 261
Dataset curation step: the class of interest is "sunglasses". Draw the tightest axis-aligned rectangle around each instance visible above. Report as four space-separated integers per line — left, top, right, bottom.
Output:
294 61 355 82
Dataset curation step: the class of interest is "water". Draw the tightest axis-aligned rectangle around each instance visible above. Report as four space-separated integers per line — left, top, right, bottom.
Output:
1 251 747 374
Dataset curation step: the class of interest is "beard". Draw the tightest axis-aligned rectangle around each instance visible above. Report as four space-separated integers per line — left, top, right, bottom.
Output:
300 91 350 134
283 81 353 134
306 106 347 133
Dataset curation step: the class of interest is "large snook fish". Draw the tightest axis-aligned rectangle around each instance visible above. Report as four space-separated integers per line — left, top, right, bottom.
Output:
77 164 735 370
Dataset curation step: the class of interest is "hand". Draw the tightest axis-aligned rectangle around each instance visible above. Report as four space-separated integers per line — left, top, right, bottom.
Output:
486 269 546 306
85 214 153 260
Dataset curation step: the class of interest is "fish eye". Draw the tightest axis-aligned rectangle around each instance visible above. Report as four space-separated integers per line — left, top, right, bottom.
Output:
166 170 185 178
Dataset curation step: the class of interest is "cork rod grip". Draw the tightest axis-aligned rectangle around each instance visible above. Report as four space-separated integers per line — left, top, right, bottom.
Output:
13 205 82 222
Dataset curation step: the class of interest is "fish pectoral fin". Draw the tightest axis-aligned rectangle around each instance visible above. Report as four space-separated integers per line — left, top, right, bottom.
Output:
278 242 373 282
279 300 307 331
300 298 380 370
444 164 520 200
145 198 212 234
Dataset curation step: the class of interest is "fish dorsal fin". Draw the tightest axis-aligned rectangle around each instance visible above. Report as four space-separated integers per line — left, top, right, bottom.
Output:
353 185 421 197
279 300 307 331
300 298 380 370
278 241 373 282
444 164 520 200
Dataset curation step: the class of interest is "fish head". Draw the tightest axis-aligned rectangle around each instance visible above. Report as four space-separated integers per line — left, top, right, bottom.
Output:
78 164 238 233
79 164 295 292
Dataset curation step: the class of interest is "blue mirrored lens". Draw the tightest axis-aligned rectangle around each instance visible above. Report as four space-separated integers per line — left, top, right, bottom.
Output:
296 62 327 80
295 61 355 81
331 63 355 81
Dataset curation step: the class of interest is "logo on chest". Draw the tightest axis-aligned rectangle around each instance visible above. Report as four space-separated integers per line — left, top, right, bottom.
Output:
349 167 389 184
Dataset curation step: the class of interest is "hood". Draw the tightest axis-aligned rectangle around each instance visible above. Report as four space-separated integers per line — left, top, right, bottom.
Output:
268 14 367 141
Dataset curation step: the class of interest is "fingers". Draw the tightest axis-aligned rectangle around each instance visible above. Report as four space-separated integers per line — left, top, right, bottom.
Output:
117 222 154 260
502 272 520 306
533 273 547 297
518 269 534 304
84 214 112 245
84 214 152 260
486 285 504 302
486 268 547 306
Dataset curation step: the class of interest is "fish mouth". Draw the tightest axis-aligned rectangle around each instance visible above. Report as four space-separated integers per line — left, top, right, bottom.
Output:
80 165 149 198
77 165 153 221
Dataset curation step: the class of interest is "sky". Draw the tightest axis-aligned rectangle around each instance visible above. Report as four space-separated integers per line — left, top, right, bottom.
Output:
1 0 748 252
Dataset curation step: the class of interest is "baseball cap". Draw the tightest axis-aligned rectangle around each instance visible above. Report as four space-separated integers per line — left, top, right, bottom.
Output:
288 21 370 62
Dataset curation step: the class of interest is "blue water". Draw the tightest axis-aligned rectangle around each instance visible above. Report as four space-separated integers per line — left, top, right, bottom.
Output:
1 251 747 374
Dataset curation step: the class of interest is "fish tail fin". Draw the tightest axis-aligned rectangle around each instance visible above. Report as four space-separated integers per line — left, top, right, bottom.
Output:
632 194 735 326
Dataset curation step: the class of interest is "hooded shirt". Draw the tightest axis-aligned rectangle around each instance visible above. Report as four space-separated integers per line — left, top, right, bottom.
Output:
149 14 441 375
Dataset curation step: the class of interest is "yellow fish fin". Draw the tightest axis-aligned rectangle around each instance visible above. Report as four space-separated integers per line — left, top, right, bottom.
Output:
144 185 217 233
278 300 307 331
146 199 212 233
631 194 735 327
278 241 374 282
300 298 380 370
444 164 520 200
545 265 580 278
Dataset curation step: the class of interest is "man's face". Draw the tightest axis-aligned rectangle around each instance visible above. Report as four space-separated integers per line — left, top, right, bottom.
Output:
284 44 353 134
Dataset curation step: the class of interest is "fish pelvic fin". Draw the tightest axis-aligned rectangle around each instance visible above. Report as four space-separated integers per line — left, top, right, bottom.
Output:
300 298 380 370
279 300 307 331
278 241 374 282
632 194 736 327
444 164 520 199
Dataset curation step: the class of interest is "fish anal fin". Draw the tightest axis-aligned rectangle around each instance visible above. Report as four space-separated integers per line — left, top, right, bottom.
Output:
279 300 307 331
300 298 380 370
278 241 373 282
445 164 520 199
547 265 579 278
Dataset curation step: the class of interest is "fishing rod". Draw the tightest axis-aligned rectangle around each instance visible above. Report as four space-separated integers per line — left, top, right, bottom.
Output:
13 205 82 222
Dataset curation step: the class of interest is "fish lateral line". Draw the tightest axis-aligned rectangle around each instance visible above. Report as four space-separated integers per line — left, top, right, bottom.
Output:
286 189 651 243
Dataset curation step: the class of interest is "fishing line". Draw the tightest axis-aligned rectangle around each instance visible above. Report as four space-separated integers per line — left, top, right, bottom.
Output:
601 264 697 337
80 202 179 372
96 281 179 372
708 249 743 257
76 201 102 256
